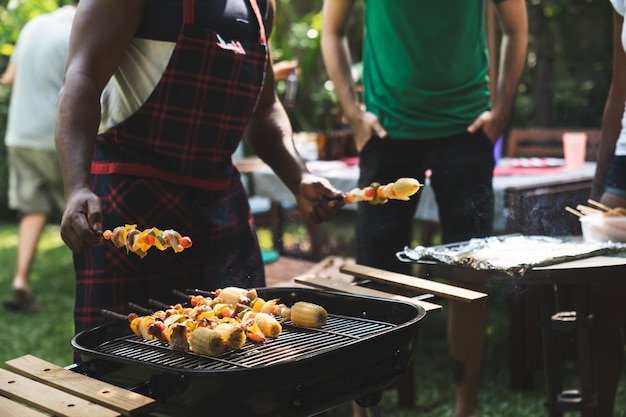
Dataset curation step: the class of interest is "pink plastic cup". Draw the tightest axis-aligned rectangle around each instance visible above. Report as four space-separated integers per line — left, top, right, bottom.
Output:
562 132 587 169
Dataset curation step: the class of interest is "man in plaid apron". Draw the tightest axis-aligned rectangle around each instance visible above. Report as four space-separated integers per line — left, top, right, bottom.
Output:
55 0 344 334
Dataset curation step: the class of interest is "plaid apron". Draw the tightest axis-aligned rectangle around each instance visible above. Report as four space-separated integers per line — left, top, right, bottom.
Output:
74 0 268 334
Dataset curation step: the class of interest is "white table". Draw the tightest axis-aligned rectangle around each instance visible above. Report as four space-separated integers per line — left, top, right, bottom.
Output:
243 158 597 232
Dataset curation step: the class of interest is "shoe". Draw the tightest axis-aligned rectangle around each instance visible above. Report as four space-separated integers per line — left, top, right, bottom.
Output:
2 288 40 312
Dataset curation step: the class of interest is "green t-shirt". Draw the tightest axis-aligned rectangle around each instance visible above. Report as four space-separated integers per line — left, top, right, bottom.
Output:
362 0 500 139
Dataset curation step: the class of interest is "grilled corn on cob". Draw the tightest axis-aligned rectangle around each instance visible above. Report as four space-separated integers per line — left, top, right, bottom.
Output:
214 322 246 350
188 327 226 356
254 312 282 337
290 301 328 328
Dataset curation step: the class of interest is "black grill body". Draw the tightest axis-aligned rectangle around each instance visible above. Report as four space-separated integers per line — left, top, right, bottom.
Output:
71 288 426 416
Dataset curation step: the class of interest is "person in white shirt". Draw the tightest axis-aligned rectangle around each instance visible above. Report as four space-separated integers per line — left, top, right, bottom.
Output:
0 1 78 311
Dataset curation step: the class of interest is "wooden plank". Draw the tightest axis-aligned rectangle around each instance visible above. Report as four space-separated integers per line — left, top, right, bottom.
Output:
0 395 50 417
4 355 155 417
0 368 120 417
339 264 487 303
294 274 443 312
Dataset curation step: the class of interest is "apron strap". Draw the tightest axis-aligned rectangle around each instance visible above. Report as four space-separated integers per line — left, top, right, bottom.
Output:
182 0 266 45
248 0 267 45
183 0 195 25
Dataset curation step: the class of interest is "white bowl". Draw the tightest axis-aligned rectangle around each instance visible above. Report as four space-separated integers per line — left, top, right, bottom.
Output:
580 215 626 243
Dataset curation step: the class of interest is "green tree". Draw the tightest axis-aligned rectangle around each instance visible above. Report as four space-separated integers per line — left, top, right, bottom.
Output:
510 0 613 129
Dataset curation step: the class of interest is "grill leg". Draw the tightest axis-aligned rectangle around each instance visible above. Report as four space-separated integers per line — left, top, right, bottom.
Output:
363 405 382 417
352 403 383 417
354 392 383 417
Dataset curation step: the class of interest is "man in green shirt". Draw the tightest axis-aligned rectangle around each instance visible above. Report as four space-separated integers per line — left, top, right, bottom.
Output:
322 1 527 416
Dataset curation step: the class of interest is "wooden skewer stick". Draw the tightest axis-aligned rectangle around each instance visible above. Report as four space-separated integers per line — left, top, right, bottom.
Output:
576 205 603 216
587 199 611 212
565 206 584 217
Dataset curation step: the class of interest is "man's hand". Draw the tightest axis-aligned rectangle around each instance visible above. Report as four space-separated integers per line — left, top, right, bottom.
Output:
273 60 298 81
467 110 502 144
295 174 345 224
347 110 387 152
60 188 104 252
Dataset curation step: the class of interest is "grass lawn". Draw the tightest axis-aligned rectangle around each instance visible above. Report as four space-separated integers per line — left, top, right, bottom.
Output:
0 222 75 367
1 219 625 416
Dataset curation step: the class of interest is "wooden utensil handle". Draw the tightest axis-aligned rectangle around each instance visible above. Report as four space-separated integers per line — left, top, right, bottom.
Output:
339 264 487 303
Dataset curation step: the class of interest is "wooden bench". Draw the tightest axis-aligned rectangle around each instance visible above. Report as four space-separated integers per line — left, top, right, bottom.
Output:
1 355 155 417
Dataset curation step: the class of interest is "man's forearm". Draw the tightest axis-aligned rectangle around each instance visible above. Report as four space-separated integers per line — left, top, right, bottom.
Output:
246 102 306 197
322 36 360 119
55 78 102 196
492 32 527 127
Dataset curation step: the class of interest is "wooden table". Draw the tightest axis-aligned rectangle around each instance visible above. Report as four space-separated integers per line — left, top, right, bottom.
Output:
418 252 626 417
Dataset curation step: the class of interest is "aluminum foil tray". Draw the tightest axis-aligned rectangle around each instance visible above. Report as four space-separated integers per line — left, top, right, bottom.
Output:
397 235 626 276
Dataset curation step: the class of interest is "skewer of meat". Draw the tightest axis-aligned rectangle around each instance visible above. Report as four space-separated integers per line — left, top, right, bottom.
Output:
102 224 192 258
344 177 422 204
110 286 327 356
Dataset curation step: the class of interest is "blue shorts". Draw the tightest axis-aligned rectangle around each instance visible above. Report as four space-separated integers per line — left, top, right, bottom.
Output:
605 156 626 199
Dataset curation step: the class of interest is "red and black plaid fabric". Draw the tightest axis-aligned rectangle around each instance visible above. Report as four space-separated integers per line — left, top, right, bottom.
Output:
92 0 267 190
74 0 268 334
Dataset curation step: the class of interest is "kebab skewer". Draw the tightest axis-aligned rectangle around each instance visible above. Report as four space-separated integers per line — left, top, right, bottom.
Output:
115 286 328 356
102 224 192 258
344 177 422 205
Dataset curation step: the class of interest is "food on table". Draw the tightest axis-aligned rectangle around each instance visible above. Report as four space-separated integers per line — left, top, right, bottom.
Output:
344 177 421 204
602 207 626 217
125 286 328 356
578 200 626 218
102 224 192 258
566 201 626 242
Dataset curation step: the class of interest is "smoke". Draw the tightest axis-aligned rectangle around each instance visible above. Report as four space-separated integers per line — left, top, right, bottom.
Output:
516 190 584 237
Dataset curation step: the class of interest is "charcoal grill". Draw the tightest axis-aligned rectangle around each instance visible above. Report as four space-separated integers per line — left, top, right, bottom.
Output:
70 287 426 417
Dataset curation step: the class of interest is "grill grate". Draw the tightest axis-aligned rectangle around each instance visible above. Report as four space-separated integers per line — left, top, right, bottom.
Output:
94 314 394 371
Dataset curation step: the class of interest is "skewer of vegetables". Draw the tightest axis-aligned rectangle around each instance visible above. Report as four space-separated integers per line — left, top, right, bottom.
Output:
102 224 192 258
344 177 422 204
123 286 329 356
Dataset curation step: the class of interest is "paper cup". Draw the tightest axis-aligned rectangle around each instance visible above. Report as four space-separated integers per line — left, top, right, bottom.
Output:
562 132 587 169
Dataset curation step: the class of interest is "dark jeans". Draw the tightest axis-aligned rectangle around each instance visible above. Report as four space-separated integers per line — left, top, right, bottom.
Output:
355 130 495 274
605 155 626 199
